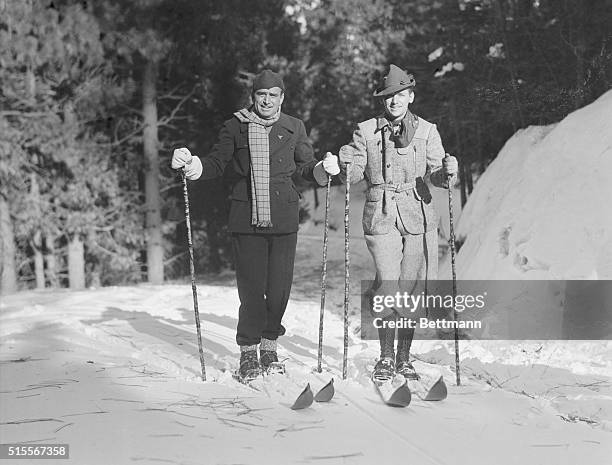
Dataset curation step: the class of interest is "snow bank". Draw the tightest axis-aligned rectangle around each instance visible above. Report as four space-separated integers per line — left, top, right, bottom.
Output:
455 89 612 279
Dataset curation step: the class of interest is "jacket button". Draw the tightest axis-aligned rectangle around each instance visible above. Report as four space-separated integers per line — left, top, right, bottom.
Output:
275 190 279 195
386 163 391 168
390 195 395 200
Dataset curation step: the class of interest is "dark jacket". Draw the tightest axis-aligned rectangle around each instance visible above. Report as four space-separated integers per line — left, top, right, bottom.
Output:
200 112 318 234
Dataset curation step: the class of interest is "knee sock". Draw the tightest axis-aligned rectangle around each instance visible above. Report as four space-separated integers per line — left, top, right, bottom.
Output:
240 344 258 353
260 338 277 352
378 316 397 359
396 327 415 362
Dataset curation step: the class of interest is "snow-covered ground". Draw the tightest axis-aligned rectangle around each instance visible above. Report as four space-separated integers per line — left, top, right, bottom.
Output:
1 283 610 465
2 91 612 464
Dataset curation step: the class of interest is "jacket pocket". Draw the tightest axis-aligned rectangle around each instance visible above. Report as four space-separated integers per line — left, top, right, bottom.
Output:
270 183 299 204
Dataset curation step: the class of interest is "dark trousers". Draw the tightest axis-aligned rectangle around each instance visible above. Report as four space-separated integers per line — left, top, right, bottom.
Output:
232 232 298 346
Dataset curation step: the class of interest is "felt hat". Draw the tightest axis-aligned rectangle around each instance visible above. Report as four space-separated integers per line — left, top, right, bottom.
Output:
373 64 416 97
253 69 285 92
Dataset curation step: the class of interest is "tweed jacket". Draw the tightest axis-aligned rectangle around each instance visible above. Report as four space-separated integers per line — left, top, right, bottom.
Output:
200 112 319 234
342 113 448 235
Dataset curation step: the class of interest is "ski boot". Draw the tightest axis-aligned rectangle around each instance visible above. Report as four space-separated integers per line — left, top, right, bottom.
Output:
238 349 262 382
396 359 420 381
260 350 285 375
372 357 395 383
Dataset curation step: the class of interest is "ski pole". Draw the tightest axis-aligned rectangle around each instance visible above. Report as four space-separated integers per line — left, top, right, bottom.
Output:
317 176 332 373
446 157 460 386
181 169 207 382
342 163 351 380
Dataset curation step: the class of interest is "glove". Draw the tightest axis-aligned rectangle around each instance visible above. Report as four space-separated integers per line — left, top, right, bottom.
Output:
338 145 354 166
172 147 203 180
322 152 340 176
171 147 192 169
443 154 458 177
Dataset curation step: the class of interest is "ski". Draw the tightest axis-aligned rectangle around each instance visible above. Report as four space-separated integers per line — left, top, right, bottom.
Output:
372 375 412 407
409 360 449 401
406 375 447 401
314 378 334 402
290 383 314 410
289 378 334 409
288 377 335 409
230 365 334 409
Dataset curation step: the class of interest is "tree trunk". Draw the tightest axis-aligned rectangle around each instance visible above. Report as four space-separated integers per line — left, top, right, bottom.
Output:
495 0 525 129
0 194 18 294
143 58 164 284
477 120 486 174
460 163 468 207
29 170 45 289
68 235 85 289
465 161 474 195
33 232 45 289
573 0 586 108
45 234 59 288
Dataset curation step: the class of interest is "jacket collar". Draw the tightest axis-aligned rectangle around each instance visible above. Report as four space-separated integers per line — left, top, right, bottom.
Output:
277 112 295 132
375 111 418 133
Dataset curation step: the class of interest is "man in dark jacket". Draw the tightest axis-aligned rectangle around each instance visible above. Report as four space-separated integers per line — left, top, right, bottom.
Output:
172 70 339 380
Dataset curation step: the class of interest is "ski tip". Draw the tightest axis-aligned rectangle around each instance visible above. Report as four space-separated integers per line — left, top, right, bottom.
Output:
314 378 335 403
291 383 314 410
423 376 447 401
373 378 412 407
387 384 412 407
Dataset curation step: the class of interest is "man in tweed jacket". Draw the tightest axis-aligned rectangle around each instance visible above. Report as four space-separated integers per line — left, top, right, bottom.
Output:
172 70 340 380
338 64 458 381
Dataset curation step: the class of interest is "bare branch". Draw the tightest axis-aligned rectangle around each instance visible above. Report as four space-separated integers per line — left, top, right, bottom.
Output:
160 182 182 193
158 86 196 127
0 111 51 118
111 122 147 146
158 82 186 100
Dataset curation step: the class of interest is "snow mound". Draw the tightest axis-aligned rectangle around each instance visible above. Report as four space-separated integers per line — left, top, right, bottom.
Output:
455 89 612 279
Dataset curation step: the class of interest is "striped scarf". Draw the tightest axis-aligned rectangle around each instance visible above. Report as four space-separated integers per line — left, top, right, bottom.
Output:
234 108 280 228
